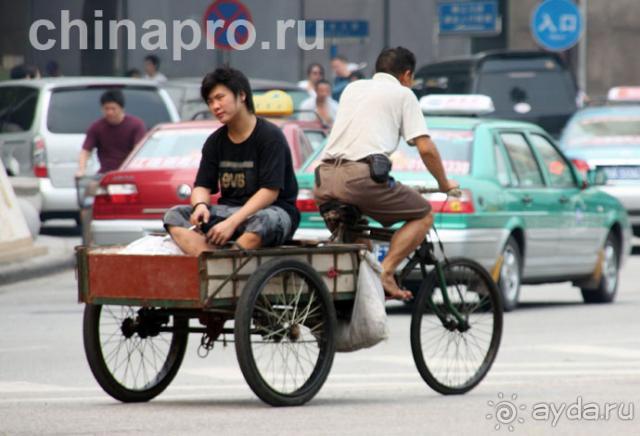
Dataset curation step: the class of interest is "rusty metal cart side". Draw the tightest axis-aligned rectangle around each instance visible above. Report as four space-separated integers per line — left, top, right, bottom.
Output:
76 243 362 406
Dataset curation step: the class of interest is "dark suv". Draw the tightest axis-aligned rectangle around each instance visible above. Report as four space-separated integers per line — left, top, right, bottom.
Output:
412 50 580 137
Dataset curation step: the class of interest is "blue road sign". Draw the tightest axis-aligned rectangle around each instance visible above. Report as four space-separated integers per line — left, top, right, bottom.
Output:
305 20 369 39
438 0 499 35
531 0 583 51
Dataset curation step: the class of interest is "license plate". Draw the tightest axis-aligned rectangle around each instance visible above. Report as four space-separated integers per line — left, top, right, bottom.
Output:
600 166 640 180
373 243 389 262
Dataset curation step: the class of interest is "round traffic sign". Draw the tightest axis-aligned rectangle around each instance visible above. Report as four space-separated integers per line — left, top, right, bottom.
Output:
531 0 583 51
203 0 253 51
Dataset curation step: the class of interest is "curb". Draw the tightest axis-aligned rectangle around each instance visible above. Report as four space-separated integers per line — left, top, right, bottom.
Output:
0 253 76 287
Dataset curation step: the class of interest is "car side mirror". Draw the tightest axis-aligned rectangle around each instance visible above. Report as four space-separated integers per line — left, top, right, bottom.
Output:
585 168 607 187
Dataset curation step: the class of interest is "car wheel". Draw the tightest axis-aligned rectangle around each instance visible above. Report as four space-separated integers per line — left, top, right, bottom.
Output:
581 233 619 304
498 236 522 312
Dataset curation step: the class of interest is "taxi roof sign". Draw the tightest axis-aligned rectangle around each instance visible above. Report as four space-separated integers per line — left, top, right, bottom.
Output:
419 94 495 115
253 90 294 117
607 87 640 102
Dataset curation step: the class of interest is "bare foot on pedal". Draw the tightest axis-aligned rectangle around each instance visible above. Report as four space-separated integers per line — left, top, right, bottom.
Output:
380 270 412 301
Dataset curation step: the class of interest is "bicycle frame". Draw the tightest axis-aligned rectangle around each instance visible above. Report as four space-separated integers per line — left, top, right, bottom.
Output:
345 223 468 328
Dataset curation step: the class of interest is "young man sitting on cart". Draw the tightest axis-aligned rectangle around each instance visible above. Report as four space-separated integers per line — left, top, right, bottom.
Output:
163 67 300 256
314 47 458 301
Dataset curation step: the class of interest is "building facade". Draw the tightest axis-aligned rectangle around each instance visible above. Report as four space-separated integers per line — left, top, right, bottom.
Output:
0 0 637 97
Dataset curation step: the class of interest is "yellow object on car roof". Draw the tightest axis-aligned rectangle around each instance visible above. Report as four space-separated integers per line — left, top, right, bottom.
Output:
253 90 294 117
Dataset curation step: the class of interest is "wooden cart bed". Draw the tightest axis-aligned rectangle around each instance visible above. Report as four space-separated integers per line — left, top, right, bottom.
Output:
76 244 363 309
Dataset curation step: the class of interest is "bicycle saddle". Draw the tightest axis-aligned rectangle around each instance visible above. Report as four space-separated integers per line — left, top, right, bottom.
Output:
319 200 364 229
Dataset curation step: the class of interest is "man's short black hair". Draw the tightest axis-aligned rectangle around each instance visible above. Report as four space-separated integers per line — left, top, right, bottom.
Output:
315 79 331 89
144 54 160 68
45 60 60 77
10 64 39 80
331 54 348 63
307 62 324 76
100 89 125 108
200 66 255 114
125 68 141 78
375 47 416 77
9 65 26 79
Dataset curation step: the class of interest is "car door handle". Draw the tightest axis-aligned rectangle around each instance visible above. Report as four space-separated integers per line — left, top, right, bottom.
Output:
521 195 533 205
559 196 570 204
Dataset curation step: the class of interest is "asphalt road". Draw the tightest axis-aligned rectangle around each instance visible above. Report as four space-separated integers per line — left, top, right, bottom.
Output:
1 253 639 435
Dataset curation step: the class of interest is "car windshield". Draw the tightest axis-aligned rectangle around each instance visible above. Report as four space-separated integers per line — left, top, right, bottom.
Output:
562 111 640 148
476 57 576 116
304 130 327 151
303 128 473 175
392 129 473 174
477 70 576 116
125 129 213 169
0 86 38 133
47 87 172 133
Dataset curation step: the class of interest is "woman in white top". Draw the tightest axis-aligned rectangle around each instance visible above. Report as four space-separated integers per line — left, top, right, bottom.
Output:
297 63 325 98
299 79 339 127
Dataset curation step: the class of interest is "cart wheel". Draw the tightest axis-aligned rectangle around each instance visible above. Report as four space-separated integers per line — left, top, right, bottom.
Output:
235 258 337 406
410 258 503 395
83 304 188 402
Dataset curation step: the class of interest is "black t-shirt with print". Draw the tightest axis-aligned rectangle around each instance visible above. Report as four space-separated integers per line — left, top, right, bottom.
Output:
194 117 300 231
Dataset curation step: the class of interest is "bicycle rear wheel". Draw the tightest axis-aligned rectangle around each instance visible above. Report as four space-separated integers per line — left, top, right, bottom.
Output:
83 304 188 402
410 258 503 395
234 258 337 406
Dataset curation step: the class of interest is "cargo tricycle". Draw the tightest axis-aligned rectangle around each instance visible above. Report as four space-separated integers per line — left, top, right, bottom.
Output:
77 194 503 406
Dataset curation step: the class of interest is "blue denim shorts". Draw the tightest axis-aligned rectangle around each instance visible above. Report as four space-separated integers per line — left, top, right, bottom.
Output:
163 204 292 247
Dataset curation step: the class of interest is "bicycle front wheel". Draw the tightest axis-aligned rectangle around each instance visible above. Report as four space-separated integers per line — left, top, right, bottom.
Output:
410 258 503 395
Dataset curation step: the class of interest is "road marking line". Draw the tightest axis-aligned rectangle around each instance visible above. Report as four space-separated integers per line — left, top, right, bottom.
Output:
3 366 640 398
540 344 640 359
0 346 51 352
5 360 640 394
0 376 638 404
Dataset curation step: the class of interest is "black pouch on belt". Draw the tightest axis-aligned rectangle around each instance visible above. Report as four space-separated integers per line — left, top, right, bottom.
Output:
366 154 392 183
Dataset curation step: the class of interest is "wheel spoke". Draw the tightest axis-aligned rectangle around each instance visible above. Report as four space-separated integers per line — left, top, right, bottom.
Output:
246 267 328 396
88 305 185 398
412 262 501 394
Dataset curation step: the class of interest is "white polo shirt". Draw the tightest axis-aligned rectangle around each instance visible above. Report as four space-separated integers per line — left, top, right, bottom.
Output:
322 72 429 161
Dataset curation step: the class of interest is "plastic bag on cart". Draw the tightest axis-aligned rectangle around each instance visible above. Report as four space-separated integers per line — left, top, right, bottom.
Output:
335 250 389 352
119 234 184 255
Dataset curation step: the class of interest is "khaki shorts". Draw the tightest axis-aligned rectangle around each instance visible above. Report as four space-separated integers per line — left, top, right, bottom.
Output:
313 161 431 227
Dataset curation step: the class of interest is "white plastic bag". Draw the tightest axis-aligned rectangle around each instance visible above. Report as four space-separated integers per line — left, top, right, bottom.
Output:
335 251 389 352
119 234 185 255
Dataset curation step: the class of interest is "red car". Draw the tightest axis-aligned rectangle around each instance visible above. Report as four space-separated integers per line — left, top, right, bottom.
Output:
90 118 323 245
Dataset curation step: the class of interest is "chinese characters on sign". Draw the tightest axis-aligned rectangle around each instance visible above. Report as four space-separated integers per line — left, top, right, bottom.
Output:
531 0 583 51
438 0 499 34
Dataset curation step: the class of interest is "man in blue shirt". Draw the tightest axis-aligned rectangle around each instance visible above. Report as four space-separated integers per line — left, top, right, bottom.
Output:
330 55 351 101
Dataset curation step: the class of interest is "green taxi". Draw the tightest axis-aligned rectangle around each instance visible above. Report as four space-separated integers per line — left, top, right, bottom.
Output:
293 95 632 311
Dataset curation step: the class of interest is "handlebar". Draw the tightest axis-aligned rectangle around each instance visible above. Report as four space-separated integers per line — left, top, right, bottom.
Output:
412 186 462 198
